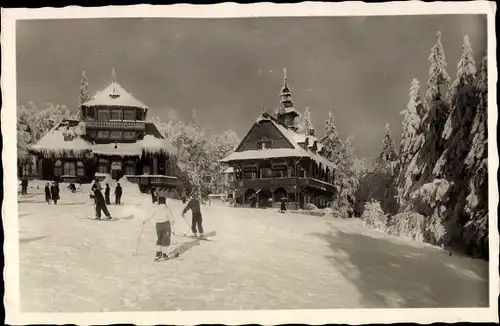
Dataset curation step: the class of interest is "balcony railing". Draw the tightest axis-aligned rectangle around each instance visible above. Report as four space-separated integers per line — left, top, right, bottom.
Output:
84 120 146 130
125 175 179 188
234 177 335 193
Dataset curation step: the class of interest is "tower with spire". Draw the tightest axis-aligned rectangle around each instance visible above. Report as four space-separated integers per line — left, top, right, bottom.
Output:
276 68 299 131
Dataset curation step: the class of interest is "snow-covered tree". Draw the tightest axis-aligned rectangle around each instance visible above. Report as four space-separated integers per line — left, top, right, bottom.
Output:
299 107 314 136
374 123 398 172
396 79 426 207
76 71 90 120
361 199 388 231
320 111 341 161
190 109 200 129
436 35 478 179
462 55 488 257
331 135 360 218
418 31 452 180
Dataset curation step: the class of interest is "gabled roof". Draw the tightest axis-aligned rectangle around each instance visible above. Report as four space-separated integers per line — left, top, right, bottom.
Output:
83 82 148 110
221 113 335 171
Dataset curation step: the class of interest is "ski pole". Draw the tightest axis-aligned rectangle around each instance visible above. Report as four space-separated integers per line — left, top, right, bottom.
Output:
133 223 146 256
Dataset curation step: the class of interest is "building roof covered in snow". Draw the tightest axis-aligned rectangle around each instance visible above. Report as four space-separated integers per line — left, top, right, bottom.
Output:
220 112 335 171
83 81 148 110
29 119 177 158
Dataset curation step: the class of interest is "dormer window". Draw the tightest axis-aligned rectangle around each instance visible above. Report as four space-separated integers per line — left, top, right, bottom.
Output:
258 136 272 150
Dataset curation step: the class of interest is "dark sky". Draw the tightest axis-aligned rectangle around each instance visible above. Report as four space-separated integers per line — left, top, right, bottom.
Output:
16 15 487 165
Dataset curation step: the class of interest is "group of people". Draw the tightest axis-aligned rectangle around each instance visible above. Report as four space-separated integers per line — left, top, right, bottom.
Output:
44 182 60 205
143 189 205 261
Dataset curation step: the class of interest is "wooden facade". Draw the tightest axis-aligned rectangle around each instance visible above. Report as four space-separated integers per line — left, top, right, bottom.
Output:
23 75 178 190
221 71 336 210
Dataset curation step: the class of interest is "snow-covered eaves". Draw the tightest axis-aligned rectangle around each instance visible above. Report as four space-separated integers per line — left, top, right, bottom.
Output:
92 143 143 157
226 113 335 171
83 82 148 110
138 134 177 156
30 123 93 157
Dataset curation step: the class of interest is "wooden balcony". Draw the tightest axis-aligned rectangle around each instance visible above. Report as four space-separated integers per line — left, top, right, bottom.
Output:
234 177 335 193
84 120 146 131
125 175 179 188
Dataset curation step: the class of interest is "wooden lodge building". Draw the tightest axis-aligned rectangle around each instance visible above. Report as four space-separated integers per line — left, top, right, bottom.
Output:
24 70 178 190
220 70 336 209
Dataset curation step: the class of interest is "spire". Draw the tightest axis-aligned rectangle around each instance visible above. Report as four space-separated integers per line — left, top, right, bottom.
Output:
110 68 119 98
280 68 293 109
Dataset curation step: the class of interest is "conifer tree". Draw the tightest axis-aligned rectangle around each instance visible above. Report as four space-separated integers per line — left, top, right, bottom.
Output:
396 79 425 206
374 123 398 172
436 35 477 179
77 71 90 119
301 107 314 136
418 31 451 180
463 55 488 257
320 111 341 161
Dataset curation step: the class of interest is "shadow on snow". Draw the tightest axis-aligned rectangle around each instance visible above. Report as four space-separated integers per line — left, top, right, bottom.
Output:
309 230 489 308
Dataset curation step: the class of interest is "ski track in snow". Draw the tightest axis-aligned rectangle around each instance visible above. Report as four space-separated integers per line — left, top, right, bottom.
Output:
18 183 488 312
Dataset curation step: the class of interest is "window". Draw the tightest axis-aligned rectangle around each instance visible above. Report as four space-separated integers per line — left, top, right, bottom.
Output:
287 166 294 178
77 161 85 177
124 161 136 175
110 109 122 120
243 166 257 179
123 110 135 121
97 109 110 121
260 167 272 178
97 130 109 139
143 165 151 175
258 137 272 150
54 160 62 176
136 110 143 121
110 131 122 140
123 131 136 140
272 164 287 178
63 161 76 176
98 158 109 174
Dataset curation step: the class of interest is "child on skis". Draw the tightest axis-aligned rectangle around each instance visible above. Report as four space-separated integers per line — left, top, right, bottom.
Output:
182 189 204 238
143 201 179 261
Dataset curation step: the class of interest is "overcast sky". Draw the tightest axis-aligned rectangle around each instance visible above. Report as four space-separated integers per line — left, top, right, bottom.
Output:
16 15 487 165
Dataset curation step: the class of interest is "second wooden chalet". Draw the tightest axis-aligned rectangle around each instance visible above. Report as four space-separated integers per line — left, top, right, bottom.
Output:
220 71 336 210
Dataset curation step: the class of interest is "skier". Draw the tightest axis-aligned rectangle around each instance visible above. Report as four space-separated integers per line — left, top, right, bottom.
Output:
68 183 76 193
143 201 179 261
151 187 157 204
115 183 122 205
92 183 112 220
280 196 287 213
105 183 111 205
44 183 51 204
50 182 59 205
182 190 204 238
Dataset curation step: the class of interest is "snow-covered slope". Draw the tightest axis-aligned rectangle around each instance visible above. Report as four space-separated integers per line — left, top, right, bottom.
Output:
18 187 488 312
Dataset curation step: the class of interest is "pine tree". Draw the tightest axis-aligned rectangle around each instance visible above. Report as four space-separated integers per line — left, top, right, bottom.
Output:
463 55 488 257
396 79 425 207
436 35 477 179
301 107 314 136
320 111 341 161
418 31 451 180
77 71 90 119
374 123 398 172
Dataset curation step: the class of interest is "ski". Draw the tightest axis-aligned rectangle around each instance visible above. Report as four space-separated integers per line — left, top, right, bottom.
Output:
174 233 214 242
155 252 180 262
87 216 115 221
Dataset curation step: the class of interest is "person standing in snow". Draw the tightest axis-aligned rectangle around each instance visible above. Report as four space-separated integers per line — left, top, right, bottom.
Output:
151 187 157 204
143 201 179 261
280 197 287 213
50 182 59 205
182 190 204 237
44 183 51 204
105 183 111 205
92 183 112 220
115 183 122 205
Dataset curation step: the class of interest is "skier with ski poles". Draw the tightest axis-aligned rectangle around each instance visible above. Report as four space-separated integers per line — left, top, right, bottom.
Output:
182 189 204 238
143 200 180 261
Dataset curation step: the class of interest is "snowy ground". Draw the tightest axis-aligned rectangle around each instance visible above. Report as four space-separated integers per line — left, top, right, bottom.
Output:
18 183 489 312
